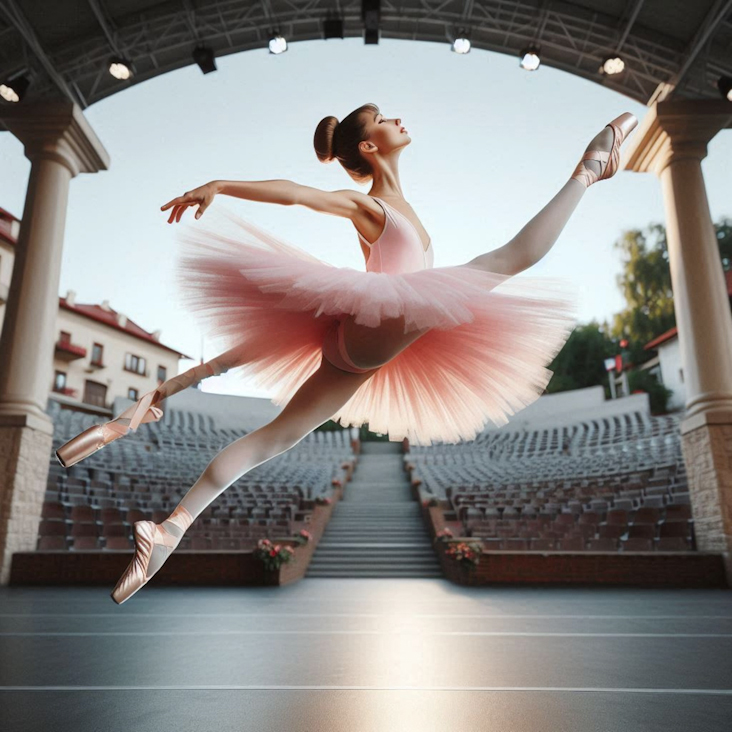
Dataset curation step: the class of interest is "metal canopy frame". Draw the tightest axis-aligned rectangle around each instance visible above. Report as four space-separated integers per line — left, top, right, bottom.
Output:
0 0 730 129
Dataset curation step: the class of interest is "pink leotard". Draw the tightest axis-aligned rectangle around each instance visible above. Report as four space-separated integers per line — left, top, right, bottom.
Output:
321 197 434 373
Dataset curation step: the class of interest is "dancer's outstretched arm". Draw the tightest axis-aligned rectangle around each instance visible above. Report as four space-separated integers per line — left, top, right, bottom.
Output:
161 178 364 223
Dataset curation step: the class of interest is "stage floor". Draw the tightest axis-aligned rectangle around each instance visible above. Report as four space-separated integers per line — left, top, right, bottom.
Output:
1 580 731 731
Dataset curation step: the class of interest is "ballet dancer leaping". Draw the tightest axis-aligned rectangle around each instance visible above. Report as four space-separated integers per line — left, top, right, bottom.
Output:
54 105 637 603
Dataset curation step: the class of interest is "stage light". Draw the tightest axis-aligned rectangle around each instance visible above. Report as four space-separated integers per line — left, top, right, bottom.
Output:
109 56 134 80
600 55 625 75
193 45 217 74
0 74 29 103
520 45 541 71
717 76 732 101
452 30 471 54
363 0 380 45
269 33 288 54
324 17 344 39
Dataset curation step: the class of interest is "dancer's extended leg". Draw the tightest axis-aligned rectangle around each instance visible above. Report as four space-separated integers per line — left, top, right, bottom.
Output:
152 343 250 404
143 357 377 576
466 126 614 276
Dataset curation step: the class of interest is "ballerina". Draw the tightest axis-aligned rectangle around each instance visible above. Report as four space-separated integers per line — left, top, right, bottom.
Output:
54 105 637 603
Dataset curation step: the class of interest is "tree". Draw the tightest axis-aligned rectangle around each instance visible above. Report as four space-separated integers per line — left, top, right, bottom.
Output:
610 223 676 356
547 217 730 395
546 321 617 394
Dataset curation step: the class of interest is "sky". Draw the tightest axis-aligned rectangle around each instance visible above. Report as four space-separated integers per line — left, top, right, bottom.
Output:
1 37 730 400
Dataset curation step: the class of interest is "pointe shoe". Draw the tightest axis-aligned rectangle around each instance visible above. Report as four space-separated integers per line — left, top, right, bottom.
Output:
571 112 638 188
55 361 221 469
110 504 194 605
55 388 164 468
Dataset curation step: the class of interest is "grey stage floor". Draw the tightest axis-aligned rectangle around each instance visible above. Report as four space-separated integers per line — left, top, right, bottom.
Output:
1 580 731 731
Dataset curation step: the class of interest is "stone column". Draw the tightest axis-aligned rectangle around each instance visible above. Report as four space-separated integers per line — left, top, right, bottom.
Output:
0 100 109 584
623 99 732 581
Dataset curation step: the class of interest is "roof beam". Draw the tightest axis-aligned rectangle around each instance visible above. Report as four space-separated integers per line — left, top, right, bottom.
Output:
614 0 646 52
0 0 84 106
86 0 122 53
665 0 732 97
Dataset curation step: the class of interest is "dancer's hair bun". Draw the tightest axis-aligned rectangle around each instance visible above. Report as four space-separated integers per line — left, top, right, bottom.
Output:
314 116 339 163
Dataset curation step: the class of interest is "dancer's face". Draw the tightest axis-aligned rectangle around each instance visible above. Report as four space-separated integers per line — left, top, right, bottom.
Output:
360 110 411 157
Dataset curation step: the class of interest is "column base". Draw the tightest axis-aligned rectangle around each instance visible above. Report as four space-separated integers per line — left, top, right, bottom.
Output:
679 413 732 586
0 423 53 584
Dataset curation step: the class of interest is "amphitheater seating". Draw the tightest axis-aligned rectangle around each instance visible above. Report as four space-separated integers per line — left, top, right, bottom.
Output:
409 410 697 552
41 400 355 551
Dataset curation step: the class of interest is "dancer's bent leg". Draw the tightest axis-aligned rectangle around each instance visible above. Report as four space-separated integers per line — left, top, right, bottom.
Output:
466 126 613 276
145 357 377 575
152 343 249 405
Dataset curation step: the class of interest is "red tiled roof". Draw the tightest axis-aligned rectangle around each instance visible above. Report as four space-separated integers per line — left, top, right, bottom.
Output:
59 297 193 360
644 326 678 350
2 208 192 360
3 209 191 360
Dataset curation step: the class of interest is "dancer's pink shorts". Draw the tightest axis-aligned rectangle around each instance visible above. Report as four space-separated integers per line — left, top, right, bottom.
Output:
321 318 374 374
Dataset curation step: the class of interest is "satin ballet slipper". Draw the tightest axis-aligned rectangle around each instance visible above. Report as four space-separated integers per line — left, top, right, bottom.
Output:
55 388 164 468
110 504 194 605
571 112 638 188
55 361 221 469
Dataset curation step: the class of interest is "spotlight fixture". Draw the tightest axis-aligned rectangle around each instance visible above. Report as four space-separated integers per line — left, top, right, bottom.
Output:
717 75 732 101
452 30 471 54
600 54 625 75
269 33 288 54
193 45 217 74
519 44 541 71
324 17 344 39
109 56 134 80
363 0 380 45
0 73 30 103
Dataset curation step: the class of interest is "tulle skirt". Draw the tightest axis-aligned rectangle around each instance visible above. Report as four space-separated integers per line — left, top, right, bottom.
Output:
173 203 579 445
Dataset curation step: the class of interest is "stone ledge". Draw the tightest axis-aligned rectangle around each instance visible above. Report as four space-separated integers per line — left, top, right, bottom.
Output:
436 546 729 588
9 485 345 587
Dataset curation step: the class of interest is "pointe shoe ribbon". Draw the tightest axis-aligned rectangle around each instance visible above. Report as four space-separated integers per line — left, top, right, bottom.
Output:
55 387 164 468
55 361 220 469
571 112 637 188
111 505 194 605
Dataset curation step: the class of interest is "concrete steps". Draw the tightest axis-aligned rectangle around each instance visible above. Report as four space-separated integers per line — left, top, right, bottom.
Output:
307 441 442 579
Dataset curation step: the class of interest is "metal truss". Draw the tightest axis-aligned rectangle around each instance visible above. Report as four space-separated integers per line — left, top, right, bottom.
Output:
0 0 730 121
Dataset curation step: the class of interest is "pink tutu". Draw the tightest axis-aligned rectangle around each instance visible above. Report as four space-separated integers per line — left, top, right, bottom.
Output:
174 203 579 445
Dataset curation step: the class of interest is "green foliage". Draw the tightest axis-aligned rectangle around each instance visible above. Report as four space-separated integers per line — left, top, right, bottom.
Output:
548 216 731 394
316 419 341 432
546 321 617 393
610 223 676 348
627 369 674 415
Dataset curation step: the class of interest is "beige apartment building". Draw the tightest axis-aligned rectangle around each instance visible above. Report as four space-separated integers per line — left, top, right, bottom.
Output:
0 206 192 416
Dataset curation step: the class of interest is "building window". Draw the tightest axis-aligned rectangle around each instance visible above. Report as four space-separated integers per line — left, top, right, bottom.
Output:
128 387 139 400
83 380 108 408
124 353 147 376
53 371 67 391
59 330 71 344
91 343 104 366
157 365 167 383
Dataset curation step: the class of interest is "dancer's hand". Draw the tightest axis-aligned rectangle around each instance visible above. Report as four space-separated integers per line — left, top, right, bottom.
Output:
161 181 219 223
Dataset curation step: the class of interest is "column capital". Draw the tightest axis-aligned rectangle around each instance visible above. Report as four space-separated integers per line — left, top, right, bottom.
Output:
622 98 732 176
0 98 109 177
